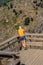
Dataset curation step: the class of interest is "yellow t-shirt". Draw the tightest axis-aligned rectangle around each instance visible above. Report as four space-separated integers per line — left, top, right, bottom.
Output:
18 28 24 36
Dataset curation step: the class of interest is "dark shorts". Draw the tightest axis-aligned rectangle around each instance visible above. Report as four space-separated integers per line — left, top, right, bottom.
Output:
19 36 26 40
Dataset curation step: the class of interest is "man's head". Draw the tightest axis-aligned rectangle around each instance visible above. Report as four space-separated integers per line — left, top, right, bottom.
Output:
19 26 22 29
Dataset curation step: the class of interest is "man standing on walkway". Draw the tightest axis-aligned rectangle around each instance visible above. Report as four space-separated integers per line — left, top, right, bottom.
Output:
17 26 27 50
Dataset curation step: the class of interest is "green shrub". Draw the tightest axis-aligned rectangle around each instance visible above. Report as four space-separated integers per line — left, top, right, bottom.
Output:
24 17 30 25
15 24 19 30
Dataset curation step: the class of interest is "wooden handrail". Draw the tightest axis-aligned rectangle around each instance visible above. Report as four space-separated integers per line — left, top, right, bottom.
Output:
27 42 43 47
27 38 43 41
0 34 18 46
0 51 18 55
0 40 18 50
26 33 43 36
0 33 43 46
0 51 19 58
0 33 43 50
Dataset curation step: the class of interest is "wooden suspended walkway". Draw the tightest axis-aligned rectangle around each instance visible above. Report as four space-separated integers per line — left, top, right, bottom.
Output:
20 48 43 65
0 33 43 65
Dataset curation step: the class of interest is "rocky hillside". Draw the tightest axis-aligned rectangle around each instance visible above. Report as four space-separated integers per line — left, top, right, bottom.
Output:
0 0 43 42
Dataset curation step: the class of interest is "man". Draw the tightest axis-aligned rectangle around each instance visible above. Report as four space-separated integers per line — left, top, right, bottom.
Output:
18 26 27 50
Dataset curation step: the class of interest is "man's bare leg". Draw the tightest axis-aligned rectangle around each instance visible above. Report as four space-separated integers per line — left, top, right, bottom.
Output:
21 40 27 50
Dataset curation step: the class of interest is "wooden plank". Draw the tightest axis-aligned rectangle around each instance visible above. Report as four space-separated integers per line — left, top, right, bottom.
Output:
0 51 18 55
0 51 19 58
25 33 43 36
0 33 43 46
27 42 43 46
0 33 43 49
20 49 39 65
0 35 18 46
27 38 43 41
20 49 43 65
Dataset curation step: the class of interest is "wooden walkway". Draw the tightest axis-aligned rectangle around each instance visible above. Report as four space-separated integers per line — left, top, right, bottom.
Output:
20 48 43 65
0 33 43 65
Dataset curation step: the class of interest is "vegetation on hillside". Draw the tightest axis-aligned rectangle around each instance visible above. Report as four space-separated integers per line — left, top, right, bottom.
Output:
0 0 43 42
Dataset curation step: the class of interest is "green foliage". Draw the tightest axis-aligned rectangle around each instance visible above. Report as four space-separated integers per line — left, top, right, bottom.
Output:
15 24 19 30
24 17 30 25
